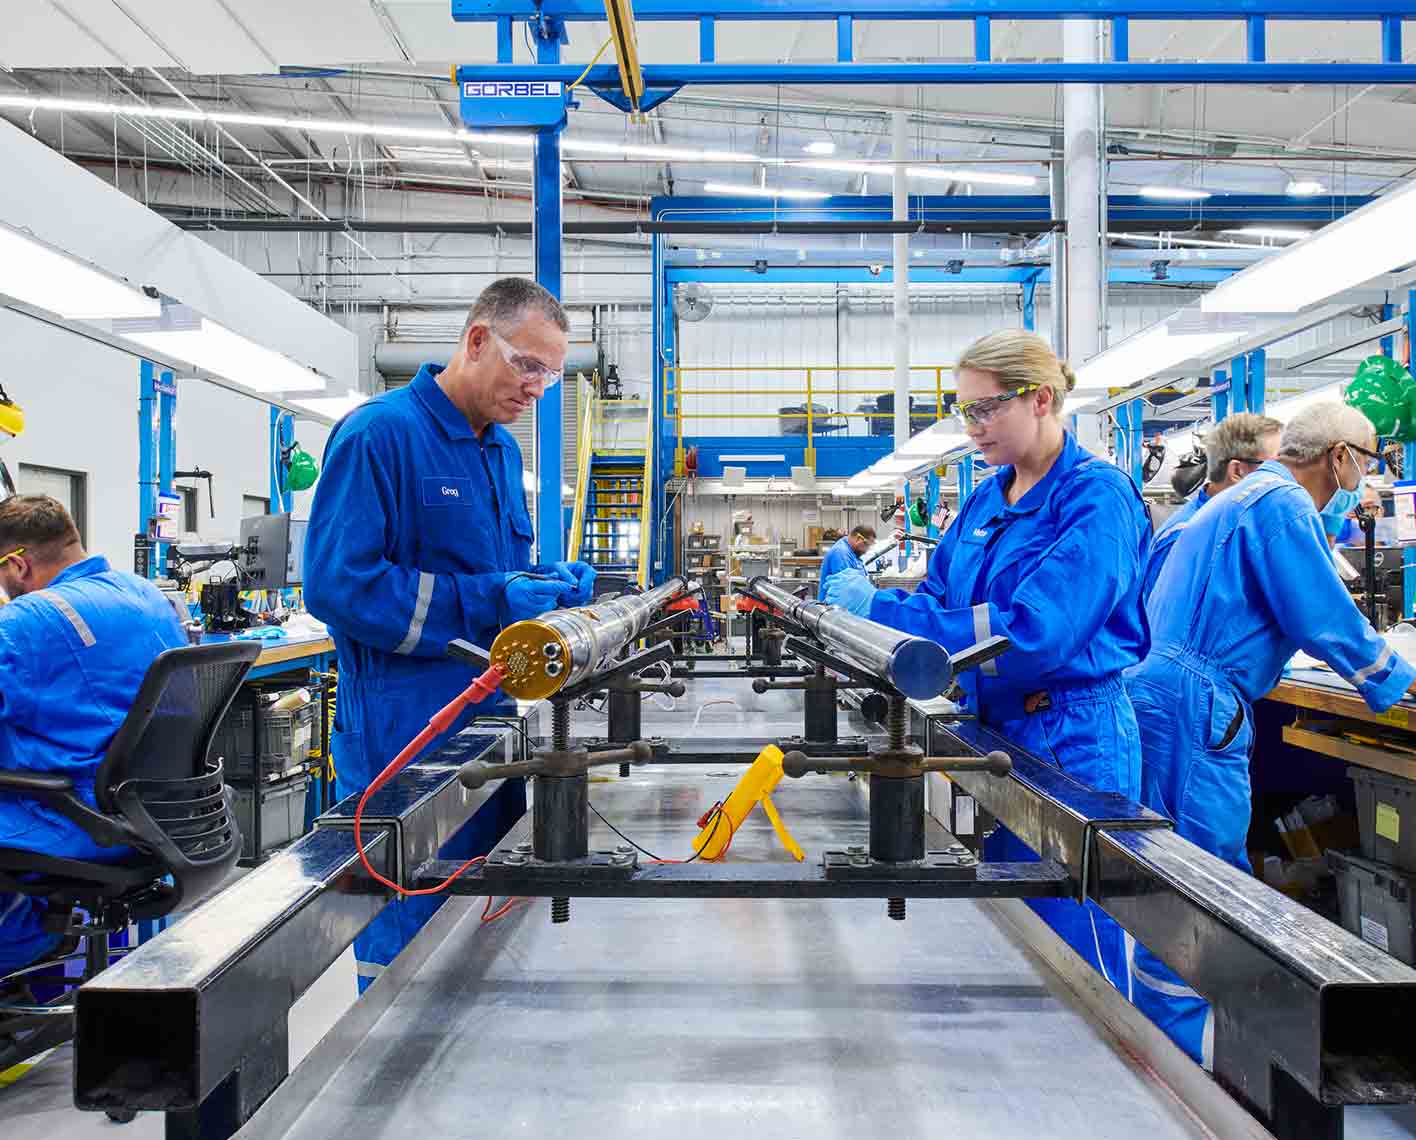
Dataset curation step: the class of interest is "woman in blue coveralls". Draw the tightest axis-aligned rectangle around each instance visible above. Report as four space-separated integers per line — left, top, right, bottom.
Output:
824 329 1153 988
1127 401 1416 1067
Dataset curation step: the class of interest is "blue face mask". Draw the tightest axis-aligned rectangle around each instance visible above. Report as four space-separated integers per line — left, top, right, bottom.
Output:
1319 444 1364 536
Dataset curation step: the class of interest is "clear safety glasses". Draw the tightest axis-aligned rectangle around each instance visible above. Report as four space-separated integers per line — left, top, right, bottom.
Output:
490 329 563 388
953 384 1041 428
1343 442 1383 475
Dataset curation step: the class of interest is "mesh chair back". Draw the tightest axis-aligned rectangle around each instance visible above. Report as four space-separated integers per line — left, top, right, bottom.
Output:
95 642 260 906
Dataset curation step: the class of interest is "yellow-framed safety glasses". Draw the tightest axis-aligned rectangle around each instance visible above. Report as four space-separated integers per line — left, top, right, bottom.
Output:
0 546 24 567
953 384 1041 428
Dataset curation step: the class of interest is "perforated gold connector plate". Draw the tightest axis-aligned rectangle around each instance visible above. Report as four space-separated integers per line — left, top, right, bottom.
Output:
490 620 571 700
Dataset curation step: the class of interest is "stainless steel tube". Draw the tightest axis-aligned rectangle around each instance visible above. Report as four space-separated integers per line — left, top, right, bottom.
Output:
744 577 952 699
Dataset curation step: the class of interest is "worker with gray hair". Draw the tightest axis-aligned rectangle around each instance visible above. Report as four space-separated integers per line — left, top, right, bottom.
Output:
1141 412 1283 603
1126 401 1416 1066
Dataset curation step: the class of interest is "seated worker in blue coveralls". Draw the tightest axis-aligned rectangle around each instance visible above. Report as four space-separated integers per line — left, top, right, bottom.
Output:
1128 401 1416 1068
1141 412 1282 604
304 277 597 993
817 525 875 600
824 329 1152 991
0 495 185 979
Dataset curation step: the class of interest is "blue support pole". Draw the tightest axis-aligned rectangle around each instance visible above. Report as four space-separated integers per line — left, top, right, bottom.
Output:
836 15 853 62
496 16 514 62
1246 16 1267 62
974 16 990 62
1406 290 1416 618
269 407 295 514
1114 398 1145 488
926 467 941 539
699 17 715 61
533 28 564 566
1111 17 1129 61
1230 355 1248 415
157 371 176 576
1021 279 1037 332
958 453 975 504
138 360 157 580
1212 368 1229 422
1382 302 1396 357
1247 349 1266 415
1383 16 1403 63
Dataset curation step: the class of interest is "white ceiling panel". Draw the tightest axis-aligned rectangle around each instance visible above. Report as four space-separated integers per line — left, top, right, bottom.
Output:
3 1 125 68
380 1 510 64
53 0 186 67
113 0 278 73
236 0 402 65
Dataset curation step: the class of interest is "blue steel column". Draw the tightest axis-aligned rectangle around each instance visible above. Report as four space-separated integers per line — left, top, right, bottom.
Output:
1212 367 1229 422
269 407 294 513
1230 355 1248 415
959 453 975 504
1382 302 1396 357
533 24 564 565
138 360 157 580
1021 279 1037 332
157 370 176 576
1406 291 1416 618
1247 349 1266 415
926 467 941 539
1114 397 1145 488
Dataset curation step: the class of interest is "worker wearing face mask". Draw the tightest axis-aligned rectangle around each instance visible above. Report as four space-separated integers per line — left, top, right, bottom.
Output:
1141 412 1283 604
1128 402 1416 1068
823 330 1152 989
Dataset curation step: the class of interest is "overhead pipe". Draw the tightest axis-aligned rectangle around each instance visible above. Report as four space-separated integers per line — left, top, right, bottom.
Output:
171 218 1063 236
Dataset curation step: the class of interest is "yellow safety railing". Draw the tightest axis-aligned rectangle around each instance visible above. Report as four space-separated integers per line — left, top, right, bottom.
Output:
567 383 599 564
662 364 956 475
635 414 654 588
568 390 655 586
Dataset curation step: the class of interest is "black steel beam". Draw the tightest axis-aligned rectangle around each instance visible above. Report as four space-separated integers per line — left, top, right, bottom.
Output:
73 734 516 1123
414 856 1070 898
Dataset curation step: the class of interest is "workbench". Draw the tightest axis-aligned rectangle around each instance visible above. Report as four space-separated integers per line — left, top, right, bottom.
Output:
1266 667 1416 783
232 752 1213 1140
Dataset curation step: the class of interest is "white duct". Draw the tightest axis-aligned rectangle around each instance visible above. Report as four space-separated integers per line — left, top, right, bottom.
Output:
892 109 911 452
1064 19 1107 454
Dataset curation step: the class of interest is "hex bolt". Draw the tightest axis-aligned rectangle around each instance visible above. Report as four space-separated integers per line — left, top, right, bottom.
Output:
514 841 532 854
845 844 865 856
850 852 870 868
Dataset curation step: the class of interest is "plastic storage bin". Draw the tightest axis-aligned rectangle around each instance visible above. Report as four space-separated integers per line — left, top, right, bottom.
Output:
231 772 310 861
1328 848 1416 963
213 699 315 781
1349 766 1416 872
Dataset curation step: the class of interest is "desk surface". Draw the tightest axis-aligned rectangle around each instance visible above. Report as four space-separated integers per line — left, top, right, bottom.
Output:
1266 669 1416 730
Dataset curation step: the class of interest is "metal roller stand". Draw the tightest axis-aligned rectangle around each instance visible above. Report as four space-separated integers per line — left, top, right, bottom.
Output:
874 698 924 921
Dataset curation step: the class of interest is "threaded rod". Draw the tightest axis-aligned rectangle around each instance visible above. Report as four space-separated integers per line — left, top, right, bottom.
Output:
887 897 906 921
551 896 571 924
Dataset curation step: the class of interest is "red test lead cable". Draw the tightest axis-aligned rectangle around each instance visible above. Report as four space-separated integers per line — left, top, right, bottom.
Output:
353 663 507 896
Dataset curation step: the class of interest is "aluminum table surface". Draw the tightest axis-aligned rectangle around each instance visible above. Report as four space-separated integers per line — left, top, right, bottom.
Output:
242 688 1212 1140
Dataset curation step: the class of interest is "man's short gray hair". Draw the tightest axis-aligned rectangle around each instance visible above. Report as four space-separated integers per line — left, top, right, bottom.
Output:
1203 411 1283 483
1278 401 1377 465
463 277 570 337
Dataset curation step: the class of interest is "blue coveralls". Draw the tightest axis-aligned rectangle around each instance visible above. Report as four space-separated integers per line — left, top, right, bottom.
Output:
303 364 532 992
1127 461 1416 1066
869 432 1152 988
0 557 185 976
1140 488 1208 605
818 535 864 600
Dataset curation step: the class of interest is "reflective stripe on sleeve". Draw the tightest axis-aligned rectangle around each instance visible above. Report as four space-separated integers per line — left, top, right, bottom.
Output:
394 572 436 655
972 604 997 676
35 589 96 648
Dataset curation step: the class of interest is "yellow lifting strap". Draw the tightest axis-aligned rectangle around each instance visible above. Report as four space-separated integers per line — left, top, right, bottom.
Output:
691 743 804 862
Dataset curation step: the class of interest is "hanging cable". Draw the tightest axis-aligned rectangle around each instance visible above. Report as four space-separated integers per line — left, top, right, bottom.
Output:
569 38 614 91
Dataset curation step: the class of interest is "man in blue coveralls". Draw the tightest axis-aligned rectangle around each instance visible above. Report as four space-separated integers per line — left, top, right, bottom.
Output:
0 496 185 979
304 277 596 992
1140 412 1282 604
817 525 875 600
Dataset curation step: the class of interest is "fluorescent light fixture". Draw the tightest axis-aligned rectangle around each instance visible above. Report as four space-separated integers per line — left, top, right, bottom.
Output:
1070 321 1245 405
117 314 328 394
870 456 924 475
1287 179 1326 197
0 224 159 320
1223 227 1309 241
804 140 837 155
899 426 970 458
719 453 787 462
291 389 368 419
703 182 829 201
906 166 1036 188
1138 186 1213 201
1265 379 1345 419
1108 231 1266 251
1202 179 1416 315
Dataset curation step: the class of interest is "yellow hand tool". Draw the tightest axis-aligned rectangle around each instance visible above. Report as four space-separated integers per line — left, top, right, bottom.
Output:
691 743 805 862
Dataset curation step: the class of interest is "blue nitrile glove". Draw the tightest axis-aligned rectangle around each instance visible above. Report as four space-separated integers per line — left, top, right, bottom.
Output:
544 560 597 605
504 572 576 624
823 568 876 617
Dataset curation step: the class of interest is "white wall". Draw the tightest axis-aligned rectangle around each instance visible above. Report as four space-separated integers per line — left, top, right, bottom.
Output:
1 307 328 570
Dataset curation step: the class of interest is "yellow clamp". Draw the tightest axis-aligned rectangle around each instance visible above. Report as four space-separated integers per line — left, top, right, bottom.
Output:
691 743 804 862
